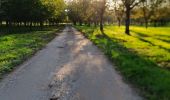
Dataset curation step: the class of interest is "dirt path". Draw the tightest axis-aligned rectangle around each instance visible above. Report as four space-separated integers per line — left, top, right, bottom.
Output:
0 27 142 100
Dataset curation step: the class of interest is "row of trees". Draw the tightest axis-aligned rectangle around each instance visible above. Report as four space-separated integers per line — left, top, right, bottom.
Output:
67 0 170 35
131 0 170 28
67 0 108 33
0 0 169 34
0 0 66 27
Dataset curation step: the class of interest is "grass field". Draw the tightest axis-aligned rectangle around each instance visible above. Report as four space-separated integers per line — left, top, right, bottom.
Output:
0 27 60 78
75 25 170 100
105 26 170 69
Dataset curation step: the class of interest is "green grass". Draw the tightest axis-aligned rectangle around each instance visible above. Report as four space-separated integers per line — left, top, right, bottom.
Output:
0 27 61 78
106 26 170 69
75 25 170 100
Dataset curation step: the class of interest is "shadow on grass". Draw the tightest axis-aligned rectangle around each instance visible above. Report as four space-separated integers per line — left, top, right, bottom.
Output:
77 27 170 100
96 35 170 100
131 30 150 37
157 38 170 44
155 34 170 38
131 30 170 44
131 30 170 53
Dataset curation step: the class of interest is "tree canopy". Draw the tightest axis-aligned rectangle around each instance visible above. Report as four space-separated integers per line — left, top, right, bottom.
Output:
0 0 66 27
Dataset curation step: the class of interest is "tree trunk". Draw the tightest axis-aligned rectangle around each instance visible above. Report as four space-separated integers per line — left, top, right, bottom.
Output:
29 22 32 30
125 8 130 35
142 3 148 29
6 20 12 27
118 18 121 27
88 21 91 26
73 21 76 25
100 20 103 33
24 22 26 27
79 21 82 26
0 21 2 26
144 18 148 29
154 20 157 27
100 15 104 34
40 21 43 30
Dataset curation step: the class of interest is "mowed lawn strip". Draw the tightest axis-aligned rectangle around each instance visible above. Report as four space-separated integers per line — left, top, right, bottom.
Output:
0 27 60 78
75 25 170 100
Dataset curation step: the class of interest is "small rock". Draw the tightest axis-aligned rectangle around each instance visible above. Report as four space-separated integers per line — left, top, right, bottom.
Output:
49 97 59 100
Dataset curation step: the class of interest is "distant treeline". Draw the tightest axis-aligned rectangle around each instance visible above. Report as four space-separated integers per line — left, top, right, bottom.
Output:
67 0 170 35
0 0 66 27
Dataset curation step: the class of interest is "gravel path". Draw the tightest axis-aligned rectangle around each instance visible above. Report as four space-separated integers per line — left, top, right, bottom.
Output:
0 26 142 100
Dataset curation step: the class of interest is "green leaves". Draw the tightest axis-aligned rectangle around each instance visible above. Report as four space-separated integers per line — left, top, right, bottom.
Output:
1 0 66 25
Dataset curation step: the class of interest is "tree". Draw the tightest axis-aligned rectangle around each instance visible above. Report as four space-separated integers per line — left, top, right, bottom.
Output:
95 0 107 34
99 0 107 33
67 0 108 34
141 0 165 28
120 0 145 35
0 0 66 28
113 1 125 27
43 0 66 25
67 0 81 25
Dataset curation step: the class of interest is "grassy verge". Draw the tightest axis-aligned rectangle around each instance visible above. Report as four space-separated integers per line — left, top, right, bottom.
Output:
75 25 170 100
0 26 63 78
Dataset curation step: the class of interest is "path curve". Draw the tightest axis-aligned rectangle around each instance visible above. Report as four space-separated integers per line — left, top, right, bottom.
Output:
0 26 142 100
